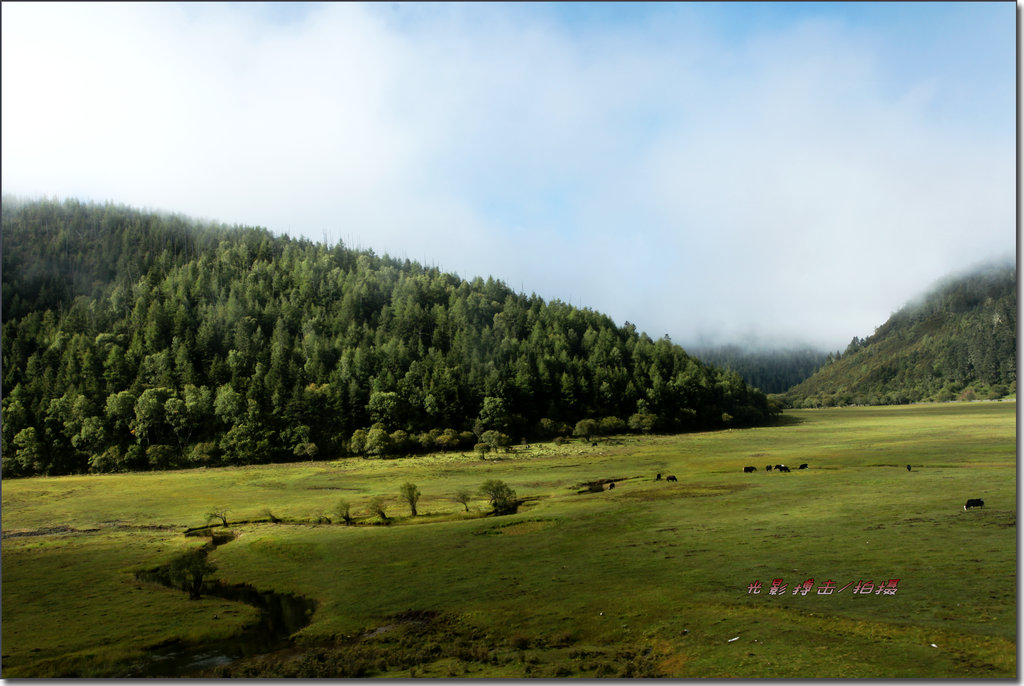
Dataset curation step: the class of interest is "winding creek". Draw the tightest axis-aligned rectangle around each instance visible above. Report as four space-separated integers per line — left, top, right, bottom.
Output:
127 531 317 677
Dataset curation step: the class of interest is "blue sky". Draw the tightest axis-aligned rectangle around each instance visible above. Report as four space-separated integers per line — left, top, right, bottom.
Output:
1 2 1016 350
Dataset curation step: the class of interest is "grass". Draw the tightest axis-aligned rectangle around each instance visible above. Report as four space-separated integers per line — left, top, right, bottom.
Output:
1 401 1016 677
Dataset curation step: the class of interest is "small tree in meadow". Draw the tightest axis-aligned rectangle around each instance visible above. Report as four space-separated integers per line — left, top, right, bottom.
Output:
453 488 472 512
335 499 355 526
400 482 421 516
206 507 229 527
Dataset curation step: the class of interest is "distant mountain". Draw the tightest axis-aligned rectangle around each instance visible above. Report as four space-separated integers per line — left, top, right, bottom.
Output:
784 263 1016 407
1 199 777 476
690 345 828 394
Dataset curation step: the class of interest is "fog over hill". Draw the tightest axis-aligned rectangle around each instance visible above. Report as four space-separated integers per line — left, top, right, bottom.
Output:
1 3 1014 351
783 260 1016 407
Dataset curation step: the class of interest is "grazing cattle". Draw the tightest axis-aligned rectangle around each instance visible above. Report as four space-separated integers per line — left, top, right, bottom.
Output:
798 463 808 470
743 466 756 473
666 475 678 482
777 465 791 473
592 442 598 447
906 464 912 472
608 482 615 490
655 473 662 481
964 498 984 510
765 464 772 471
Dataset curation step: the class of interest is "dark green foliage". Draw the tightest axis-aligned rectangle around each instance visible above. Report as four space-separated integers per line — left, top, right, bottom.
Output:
478 479 517 515
1 199 776 476
785 263 1016 407
168 549 217 600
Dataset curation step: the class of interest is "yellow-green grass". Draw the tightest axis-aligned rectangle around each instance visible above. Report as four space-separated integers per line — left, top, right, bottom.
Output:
1 402 1015 677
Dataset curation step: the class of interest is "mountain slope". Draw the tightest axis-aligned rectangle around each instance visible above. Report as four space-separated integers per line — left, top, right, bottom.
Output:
784 263 1016 407
1 199 777 476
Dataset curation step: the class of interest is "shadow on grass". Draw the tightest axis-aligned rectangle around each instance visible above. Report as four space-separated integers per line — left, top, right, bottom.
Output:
771 414 806 427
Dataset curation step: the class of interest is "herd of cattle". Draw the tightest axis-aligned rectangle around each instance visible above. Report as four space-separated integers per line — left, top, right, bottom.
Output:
732 463 984 512
742 464 807 472
650 465 984 512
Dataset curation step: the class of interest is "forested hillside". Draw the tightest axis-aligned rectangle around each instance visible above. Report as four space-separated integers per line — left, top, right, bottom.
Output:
1 199 777 476
784 263 1016 407
689 345 828 394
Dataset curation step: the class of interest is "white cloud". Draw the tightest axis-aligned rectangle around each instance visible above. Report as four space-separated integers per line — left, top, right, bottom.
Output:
2 3 1014 351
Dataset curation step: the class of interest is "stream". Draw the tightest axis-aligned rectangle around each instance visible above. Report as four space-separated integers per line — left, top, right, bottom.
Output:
125 532 317 677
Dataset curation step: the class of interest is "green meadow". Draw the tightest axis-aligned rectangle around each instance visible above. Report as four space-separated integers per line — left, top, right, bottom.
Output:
2 402 1016 677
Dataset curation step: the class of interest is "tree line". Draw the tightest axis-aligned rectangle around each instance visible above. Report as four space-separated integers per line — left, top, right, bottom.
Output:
1 199 778 476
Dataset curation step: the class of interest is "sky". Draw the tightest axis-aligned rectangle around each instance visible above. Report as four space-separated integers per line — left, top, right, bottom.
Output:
1 2 1016 351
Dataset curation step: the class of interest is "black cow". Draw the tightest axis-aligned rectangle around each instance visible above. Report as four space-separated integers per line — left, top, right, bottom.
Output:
743 466 756 473
777 465 791 473
964 498 984 510
608 482 615 490
766 464 773 471
655 473 662 481
906 464 912 472
798 463 808 470
666 475 678 482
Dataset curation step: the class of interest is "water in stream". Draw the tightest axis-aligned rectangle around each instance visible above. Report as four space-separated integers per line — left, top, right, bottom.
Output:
125 534 316 677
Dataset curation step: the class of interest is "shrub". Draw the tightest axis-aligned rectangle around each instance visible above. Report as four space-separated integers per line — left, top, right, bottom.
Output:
389 429 411 456
573 419 599 440
368 497 388 522
628 412 658 434
599 416 626 435
146 444 177 470
435 428 460 452
479 479 517 515
89 445 125 473
480 430 511 450
187 441 219 466
349 429 368 455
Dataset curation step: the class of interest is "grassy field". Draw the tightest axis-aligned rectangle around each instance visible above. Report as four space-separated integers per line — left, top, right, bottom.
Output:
1 402 1016 677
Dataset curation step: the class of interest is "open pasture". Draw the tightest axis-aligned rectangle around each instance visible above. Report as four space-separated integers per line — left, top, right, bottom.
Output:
1 402 1016 677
